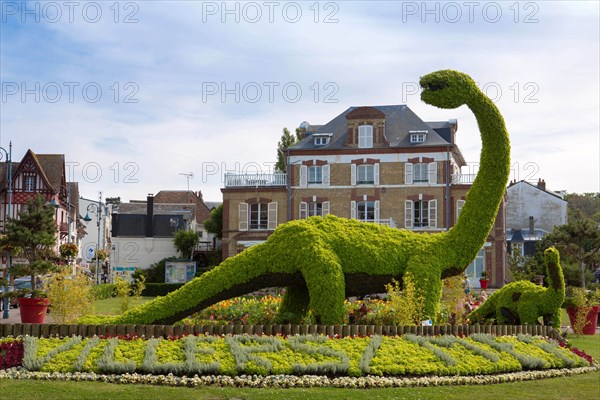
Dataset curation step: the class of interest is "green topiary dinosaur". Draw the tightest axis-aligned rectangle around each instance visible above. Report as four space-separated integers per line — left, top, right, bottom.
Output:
467 247 565 327
114 70 511 325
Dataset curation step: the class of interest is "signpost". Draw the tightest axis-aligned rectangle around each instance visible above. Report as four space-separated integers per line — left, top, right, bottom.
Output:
165 261 197 283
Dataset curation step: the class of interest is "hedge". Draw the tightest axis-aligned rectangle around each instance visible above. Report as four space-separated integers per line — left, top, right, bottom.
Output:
108 70 510 326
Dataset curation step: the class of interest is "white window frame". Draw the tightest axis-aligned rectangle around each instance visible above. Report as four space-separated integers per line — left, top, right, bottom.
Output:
267 202 278 230
405 199 437 228
404 200 413 228
356 164 374 184
428 162 437 184
24 175 35 192
410 133 426 143
322 164 330 186
248 202 277 231
299 165 308 187
308 165 323 184
413 200 429 228
238 203 249 231
314 136 330 146
466 248 485 288
413 163 428 183
300 201 330 219
356 201 375 222
404 163 413 184
358 125 373 148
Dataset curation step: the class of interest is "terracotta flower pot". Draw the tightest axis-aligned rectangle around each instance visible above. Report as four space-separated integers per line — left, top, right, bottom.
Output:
566 305 600 335
17 297 50 324
479 279 489 290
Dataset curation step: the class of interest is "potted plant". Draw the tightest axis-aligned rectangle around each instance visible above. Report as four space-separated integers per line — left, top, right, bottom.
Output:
59 243 78 260
0 195 61 323
479 270 489 290
564 287 600 335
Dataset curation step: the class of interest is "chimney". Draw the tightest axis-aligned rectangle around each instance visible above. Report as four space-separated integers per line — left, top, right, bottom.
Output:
146 194 154 237
529 216 535 235
537 178 546 191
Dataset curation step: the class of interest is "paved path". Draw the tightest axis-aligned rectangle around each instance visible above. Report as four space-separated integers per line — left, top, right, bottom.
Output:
0 307 55 324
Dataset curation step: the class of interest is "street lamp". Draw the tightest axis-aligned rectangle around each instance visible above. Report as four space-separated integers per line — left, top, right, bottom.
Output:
83 193 103 285
1 142 12 319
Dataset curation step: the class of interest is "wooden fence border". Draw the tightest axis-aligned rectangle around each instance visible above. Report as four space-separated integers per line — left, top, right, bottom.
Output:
0 324 560 339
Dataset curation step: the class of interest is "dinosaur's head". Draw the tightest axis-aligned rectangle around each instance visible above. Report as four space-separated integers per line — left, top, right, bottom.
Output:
420 70 477 109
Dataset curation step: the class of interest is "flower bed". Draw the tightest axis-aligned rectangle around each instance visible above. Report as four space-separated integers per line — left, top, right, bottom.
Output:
0 334 592 379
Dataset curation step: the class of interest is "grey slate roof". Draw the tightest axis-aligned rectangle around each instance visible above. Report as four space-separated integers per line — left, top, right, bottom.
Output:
291 105 456 151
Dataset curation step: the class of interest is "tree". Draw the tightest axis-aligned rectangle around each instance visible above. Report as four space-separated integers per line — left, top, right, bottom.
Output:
565 192 600 223
173 230 199 259
542 218 600 288
203 204 223 239
0 195 60 294
105 197 121 206
275 127 304 172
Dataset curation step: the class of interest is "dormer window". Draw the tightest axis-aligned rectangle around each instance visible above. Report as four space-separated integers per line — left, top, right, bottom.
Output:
314 133 332 146
410 131 427 143
24 175 35 192
358 125 373 148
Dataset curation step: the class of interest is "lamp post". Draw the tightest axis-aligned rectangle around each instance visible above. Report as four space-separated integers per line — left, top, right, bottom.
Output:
1 142 12 319
83 193 103 285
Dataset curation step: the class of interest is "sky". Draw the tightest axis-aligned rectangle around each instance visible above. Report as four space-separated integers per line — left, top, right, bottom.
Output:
0 0 598 203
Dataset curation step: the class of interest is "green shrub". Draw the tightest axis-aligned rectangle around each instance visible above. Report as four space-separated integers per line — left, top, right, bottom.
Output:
141 283 185 297
91 284 116 300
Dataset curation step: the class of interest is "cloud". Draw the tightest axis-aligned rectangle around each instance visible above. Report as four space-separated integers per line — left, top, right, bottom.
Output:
1 1 598 201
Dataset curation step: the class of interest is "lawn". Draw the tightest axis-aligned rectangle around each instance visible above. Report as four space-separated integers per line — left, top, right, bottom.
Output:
93 296 154 315
0 336 597 400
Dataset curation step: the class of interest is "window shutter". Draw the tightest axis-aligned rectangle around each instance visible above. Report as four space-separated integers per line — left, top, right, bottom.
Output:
374 163 380 185
350 201 357 219
405 163 413 184
299 165 308 187
299 201 308 219
267 202 278 230
322 164 330 186
404 200 413 229
351 164 357 186
374 200 380 221
238 203 248 231
428 162 437 184
456 200 465 223
428 200 437 228
322 201 330 216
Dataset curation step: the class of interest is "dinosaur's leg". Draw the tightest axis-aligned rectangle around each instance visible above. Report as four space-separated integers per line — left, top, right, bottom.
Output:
300 248 346 325
278 281 310 324
405 257 443 322
545 310 562 328
516 306 540 326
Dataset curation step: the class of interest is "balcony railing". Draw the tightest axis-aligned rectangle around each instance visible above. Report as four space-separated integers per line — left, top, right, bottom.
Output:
224 173 287 187
362 218 398 228
452 174 476 184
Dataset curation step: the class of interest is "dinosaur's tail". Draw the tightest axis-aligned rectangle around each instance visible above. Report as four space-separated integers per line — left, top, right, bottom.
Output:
466 291 499 323
114 239 302 325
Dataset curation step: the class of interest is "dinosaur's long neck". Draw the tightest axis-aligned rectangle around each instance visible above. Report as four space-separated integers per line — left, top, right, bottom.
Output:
545 252 565 299
443 90 510 271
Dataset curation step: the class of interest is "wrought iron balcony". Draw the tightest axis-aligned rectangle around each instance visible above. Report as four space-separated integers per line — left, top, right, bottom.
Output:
224 173 287 187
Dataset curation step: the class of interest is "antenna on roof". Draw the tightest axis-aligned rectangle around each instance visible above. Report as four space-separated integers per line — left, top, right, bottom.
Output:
179 172 193 192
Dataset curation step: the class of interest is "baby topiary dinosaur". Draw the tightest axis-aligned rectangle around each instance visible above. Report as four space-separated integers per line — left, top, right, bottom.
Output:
467 247 565 327
115 70 511 325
